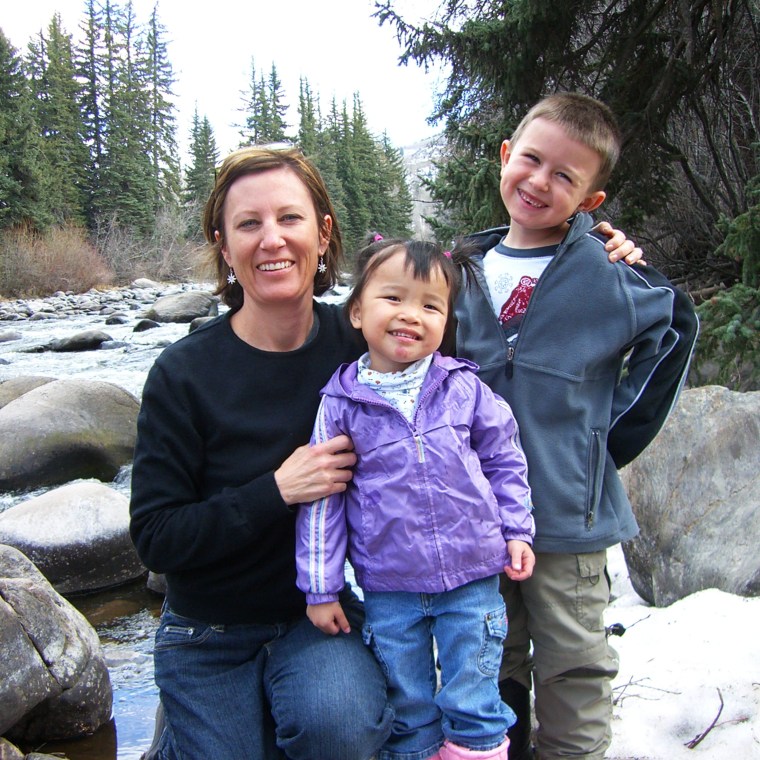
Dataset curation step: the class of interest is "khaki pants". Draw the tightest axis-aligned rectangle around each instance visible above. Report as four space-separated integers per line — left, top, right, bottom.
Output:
499 551 619 759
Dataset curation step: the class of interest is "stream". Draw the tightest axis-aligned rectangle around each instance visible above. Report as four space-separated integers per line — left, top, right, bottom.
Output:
0 283 213 759
1 282 349 758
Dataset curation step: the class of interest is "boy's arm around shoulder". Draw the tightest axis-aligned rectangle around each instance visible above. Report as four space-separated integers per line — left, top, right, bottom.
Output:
294 395 350 604
608 265 698 468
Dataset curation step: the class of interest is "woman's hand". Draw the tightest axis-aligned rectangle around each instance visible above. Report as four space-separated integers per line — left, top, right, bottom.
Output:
594 221 646 265
275 434 356 506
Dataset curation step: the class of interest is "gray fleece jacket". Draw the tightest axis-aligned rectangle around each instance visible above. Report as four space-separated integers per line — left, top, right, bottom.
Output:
454 212 698 554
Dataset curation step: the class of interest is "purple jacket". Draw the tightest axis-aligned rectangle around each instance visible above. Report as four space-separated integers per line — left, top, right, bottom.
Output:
296 353 534 604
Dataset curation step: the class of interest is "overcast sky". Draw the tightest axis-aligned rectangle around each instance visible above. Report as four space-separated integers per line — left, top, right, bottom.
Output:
3 0 445 162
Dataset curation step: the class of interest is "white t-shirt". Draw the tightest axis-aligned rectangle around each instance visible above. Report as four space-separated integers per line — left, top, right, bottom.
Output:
483 242 557 341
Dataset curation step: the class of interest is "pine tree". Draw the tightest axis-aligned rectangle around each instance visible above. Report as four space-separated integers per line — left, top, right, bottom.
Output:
377 132 414 238
348 94 412 240
26 15 89 226
96 0 155 237
266 63 288 142
184 105 218 239
143 3 180 211
332 100 370 257
76 0 106 226
373 0 759 285
0 30 49 230
297 77 319 157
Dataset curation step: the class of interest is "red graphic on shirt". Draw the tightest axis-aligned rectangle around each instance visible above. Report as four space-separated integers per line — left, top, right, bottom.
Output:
498 275 537 325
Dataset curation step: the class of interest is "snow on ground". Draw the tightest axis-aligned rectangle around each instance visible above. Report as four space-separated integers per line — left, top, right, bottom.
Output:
604 544 760 759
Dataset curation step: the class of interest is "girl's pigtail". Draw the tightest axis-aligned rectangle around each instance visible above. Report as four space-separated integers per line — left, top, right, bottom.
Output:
448 238 483 291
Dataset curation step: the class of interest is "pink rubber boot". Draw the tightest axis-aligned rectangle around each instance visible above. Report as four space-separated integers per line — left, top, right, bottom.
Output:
438 738 510 760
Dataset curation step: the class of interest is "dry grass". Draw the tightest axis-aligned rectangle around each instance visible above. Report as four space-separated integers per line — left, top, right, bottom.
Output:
0 224 114 298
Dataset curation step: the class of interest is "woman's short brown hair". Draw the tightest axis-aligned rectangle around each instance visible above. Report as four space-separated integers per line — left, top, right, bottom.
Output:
202 146 343 309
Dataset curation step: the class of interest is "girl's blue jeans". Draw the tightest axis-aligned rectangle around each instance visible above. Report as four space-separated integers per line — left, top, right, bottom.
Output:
151 588 393 759
363 575 514 760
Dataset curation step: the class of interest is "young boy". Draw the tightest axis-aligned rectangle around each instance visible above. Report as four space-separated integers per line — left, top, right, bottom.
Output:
454 93 698 760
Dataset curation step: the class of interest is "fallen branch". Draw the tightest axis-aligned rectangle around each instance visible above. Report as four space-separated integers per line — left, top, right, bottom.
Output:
685 688 724 749
613 676 681 707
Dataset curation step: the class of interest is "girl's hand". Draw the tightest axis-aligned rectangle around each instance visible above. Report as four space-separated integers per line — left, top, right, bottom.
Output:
504 540 536 582
275 435 356 506
307 602 351 635
594 221 646 265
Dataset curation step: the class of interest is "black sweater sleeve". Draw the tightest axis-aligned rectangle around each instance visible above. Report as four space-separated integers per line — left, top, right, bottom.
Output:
128 304 364 624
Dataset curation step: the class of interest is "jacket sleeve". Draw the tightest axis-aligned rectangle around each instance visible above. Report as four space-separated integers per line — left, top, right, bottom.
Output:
295 396 349 604
467 375 535 543
608 266 698 468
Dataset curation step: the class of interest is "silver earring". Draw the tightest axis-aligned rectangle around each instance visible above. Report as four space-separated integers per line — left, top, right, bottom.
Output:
227 268 237 285
317 256 327 274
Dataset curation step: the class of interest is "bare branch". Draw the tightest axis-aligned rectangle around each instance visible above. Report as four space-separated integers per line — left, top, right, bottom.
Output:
685 688 724 749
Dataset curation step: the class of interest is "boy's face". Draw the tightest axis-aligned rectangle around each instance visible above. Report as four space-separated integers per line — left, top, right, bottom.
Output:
500 117 607 248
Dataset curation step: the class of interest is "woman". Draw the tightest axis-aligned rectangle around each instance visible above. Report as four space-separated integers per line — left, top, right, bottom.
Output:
129 146 640 760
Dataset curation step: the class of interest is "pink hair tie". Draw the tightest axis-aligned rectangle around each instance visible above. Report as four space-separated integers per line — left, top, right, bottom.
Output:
443 250 452 258
373 233 384 242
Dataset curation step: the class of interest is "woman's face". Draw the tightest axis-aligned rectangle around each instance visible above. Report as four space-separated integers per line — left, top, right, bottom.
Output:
218 167 331 309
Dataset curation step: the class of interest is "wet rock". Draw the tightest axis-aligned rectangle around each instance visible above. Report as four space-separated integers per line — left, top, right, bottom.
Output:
146 571 167 596
0 544 112 744
0 330 22 344
131 278 161 289
0 377 55 411
621 386 760 606
189 315 216 332
133 318 161 332
0 481 145 594
105 314 131 325
49 330 113 352
143 291 218 323
0 379 140 491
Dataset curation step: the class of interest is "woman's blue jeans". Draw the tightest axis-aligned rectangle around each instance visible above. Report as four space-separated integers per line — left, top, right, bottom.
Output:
363 575 514 760
151 590 393 759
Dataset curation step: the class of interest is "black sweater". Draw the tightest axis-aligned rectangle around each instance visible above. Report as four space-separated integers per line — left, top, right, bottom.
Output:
129 301 364 624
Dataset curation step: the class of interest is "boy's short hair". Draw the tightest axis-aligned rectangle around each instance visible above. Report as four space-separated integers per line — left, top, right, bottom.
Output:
510 92 621 190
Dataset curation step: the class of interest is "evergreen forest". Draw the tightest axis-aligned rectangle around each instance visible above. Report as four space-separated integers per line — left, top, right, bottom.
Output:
375 0 758 390
0 0 757 390
0 1 414 291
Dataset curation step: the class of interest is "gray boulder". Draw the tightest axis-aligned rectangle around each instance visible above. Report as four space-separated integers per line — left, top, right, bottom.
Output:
131 278 161 289
621 386 760 606
0 482 144 594
0 377 55 411
0 544 112 744
143 291 217 323
48 330 113 352
0 379 140 491
0 330 22 344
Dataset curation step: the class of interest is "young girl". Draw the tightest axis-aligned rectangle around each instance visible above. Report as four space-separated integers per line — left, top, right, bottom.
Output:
295 237 535 760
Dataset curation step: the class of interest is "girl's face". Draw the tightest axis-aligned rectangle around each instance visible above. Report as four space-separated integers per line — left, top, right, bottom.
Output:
349 250 450 373
217 167 331 310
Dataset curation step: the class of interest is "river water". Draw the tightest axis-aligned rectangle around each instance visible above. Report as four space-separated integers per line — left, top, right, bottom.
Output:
0 282 350 758
0 284 216 759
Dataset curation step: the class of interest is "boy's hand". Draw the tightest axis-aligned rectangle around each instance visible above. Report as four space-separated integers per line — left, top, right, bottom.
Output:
594 221 646 266
504 540 536 582
307 601 351 635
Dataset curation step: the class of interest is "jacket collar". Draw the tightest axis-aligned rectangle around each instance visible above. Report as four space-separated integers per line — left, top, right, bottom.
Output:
467 212 596 257
324 352 478 401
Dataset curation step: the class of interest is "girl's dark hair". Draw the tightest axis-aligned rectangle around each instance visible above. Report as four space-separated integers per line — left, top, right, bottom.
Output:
345 235 479 356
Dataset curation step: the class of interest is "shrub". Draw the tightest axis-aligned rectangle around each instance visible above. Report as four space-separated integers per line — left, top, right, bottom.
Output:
691 283 760 391
0 224 114 298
